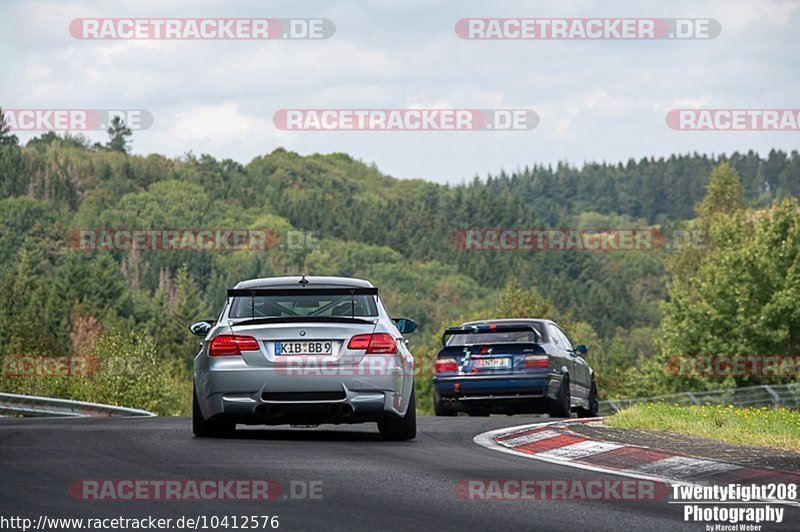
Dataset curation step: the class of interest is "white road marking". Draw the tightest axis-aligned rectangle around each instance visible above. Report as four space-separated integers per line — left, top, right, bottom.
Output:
536 440 624 461
499 430 562 448
636 456 741 477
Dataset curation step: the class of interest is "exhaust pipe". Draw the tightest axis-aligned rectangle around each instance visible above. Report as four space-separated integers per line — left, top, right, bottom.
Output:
256 404 275 416
329 403 353 417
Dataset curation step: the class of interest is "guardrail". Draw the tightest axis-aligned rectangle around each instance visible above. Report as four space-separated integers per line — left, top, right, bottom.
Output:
0 392 156 418
598 384 800 416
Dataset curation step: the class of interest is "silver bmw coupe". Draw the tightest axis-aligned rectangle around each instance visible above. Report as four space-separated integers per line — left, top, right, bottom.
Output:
191 276 417 440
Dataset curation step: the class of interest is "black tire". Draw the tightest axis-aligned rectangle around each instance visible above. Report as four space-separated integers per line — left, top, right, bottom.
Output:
378 390 417 441
193 384 235 438
547 375 571 418
577 379 599 418
433 390 456 417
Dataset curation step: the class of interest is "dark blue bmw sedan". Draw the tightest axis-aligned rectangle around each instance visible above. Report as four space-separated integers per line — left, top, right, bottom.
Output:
432 319 598 418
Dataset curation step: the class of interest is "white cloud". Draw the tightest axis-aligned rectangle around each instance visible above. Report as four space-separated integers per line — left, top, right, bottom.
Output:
138 101 291 159
1 0 798 182
168 102 269 143
705 0 800 31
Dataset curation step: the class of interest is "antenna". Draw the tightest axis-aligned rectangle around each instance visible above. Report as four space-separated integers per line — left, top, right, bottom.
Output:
226 290 237 341
298 275 309 286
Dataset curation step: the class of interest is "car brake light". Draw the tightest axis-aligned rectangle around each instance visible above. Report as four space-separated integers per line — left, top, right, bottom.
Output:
347 333 397 354
347 334 371 350
209 335 260 357
523 355 548 369
435 358 458 374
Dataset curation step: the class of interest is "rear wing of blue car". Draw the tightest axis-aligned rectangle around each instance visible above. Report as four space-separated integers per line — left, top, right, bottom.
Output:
441 324 542 347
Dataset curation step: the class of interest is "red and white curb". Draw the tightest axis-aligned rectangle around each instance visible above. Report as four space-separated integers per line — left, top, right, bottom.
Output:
475 418 800 507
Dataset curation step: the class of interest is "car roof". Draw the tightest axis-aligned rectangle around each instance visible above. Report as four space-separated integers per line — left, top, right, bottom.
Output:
235 276 374 289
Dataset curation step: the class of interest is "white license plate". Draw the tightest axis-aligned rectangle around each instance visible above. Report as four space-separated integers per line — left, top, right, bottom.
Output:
276 341 333 356
474 358 511 368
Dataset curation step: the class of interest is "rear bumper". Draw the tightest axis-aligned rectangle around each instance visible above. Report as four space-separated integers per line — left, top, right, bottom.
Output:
194 357 412 424
433 372 562 402
213 384 390 425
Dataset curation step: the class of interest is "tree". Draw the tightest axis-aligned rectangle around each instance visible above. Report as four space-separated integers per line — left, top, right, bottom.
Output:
146 266 211 365
696 162 746 224
106 116 132 153
0 107 19 146
660 198 800 388
0 244 58 355
54 252 133 326
669 163 747 280
26 131 90 151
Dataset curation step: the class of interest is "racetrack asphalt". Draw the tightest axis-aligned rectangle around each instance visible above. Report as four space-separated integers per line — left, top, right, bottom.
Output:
0 416 796 531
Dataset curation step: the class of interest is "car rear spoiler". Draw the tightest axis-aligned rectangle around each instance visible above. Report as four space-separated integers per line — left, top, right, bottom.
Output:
441 324 542 346
230 316 377 327
227 287 378 297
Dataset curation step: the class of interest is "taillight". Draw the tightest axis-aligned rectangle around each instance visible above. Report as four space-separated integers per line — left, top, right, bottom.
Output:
209 335 260 357
523 355 549 369
435 358 458 374
347 334 371 350
347 333 398 354
366 333 397 354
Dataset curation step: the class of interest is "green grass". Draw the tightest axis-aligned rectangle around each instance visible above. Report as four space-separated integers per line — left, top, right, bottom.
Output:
606 403 800 453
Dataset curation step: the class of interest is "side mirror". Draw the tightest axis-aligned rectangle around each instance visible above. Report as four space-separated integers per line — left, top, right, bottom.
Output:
574 345 588 356
393 318 417 334
189 320 214 337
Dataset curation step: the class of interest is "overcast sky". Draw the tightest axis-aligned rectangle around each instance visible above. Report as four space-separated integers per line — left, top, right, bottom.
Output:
1 0 798 184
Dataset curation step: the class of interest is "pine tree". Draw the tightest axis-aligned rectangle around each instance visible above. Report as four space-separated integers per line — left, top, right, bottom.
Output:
696 162 746 223
168 266 210 364
0 107 19 146
106 116 132 153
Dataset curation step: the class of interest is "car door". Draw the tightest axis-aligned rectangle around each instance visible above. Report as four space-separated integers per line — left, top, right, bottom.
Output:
555 325 591 401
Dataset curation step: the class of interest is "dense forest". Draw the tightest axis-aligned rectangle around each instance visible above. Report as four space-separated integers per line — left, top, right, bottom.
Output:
1 111 799 414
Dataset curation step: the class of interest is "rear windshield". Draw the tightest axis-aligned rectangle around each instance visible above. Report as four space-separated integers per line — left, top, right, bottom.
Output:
446 322 547 346
228 292 378 319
